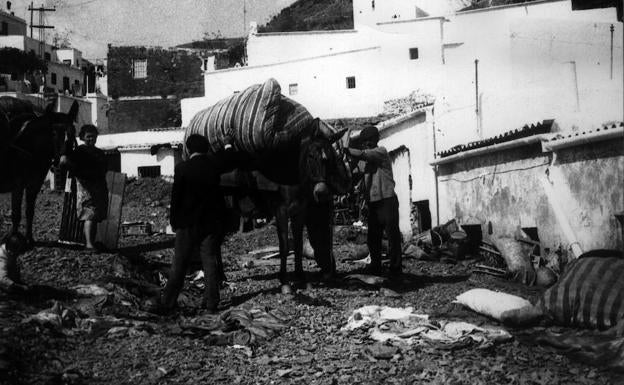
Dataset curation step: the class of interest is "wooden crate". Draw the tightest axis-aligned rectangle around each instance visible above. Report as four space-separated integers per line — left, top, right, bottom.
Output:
59 171 126 250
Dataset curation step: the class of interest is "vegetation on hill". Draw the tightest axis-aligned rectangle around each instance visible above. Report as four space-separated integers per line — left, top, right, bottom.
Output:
460 0 536 11
258 0 544 33
259 0 353 33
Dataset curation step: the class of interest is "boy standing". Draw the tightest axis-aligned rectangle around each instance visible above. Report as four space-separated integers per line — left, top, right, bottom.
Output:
156 134 229 314
345 125 402 277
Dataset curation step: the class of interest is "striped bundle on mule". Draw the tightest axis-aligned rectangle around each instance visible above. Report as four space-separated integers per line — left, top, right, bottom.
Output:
539 254 624 330
186 78 314 156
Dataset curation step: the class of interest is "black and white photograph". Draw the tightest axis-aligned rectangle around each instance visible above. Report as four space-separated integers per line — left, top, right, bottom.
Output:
0 0 623 383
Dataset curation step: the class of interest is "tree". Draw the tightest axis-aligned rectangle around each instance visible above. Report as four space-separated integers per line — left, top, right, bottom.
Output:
0 48 47 76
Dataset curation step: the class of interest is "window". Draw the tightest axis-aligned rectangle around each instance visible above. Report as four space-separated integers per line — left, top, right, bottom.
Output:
288 83 298 96
62 76 69 91
1 22 8 36
132 59 147 79
44 52 51 61
63 59 72 65
138 166 161 178
346 76 356 89
50 73 56 85
409 48 419 60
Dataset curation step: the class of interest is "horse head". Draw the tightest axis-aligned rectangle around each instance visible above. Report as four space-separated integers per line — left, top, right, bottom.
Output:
44 100 79 168
299 119 352 203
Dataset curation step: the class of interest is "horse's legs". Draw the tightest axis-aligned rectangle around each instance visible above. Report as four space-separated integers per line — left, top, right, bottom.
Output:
10 187 23 235
274 199 292 294
291 210 305 284
24 182 42 246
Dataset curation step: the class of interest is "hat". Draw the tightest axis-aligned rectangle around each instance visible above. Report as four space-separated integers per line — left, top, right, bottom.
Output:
359 125 379 143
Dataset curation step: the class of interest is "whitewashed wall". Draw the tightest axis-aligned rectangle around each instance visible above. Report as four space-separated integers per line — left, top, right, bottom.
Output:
353 0 422 27
119 148 177 178
247 30 360 66
183 22 444 125
432 1 621 151
376 110 439 231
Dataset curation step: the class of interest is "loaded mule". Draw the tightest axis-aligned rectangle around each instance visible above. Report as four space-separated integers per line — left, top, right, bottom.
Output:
185 79 351 293
0 97 79 247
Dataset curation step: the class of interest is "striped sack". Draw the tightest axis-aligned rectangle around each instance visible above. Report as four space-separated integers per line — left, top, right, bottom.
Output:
186 78 282 155
540 255 624 330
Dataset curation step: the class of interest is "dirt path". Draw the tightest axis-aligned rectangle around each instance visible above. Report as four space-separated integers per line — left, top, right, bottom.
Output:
0 188 621 385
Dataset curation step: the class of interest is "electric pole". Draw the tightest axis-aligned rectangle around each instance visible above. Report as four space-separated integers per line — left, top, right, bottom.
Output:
243 0 247 35
28 3 55 59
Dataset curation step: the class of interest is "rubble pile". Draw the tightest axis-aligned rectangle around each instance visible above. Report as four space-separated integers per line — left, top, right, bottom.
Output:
382 90 435 117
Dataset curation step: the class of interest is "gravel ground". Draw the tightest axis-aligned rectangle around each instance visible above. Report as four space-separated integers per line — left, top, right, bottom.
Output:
0 182 622 385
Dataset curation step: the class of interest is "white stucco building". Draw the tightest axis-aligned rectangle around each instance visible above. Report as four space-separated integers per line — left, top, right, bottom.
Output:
96 129 185 178
180 0 622 237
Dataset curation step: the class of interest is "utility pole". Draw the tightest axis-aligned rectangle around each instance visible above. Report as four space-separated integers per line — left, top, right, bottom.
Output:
243 0 247 35
28 3 55 58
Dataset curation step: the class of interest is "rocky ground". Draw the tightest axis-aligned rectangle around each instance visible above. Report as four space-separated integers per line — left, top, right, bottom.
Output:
0 180 622 385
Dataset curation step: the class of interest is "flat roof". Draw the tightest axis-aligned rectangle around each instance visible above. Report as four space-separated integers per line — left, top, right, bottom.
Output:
0 9 27 24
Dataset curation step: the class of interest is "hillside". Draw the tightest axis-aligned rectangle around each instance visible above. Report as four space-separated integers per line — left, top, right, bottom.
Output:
258 0 353 33
258 0 542 32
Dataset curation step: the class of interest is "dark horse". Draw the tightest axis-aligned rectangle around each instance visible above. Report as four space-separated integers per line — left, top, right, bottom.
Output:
225 120 352 293
0 96 79 246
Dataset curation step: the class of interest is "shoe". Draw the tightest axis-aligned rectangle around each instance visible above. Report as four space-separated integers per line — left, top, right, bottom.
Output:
144 298 174 316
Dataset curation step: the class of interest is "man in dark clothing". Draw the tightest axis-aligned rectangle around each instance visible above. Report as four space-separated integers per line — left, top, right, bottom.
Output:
157 134 230 313
345 125 402 277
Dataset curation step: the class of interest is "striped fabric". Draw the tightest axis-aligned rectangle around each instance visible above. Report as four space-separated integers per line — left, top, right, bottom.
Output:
186 79 285 156
540 256 624 330
268 95 315 148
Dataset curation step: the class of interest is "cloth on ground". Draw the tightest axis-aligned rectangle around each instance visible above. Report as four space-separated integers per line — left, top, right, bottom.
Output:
539 255 624 330
178 306 288 346
520 318 624 372
342 305 512 350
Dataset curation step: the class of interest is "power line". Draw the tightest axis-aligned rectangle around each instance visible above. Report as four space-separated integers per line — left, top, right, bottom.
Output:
28 2 55 59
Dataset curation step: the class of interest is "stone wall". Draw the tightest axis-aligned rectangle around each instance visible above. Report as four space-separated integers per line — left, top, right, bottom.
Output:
107 46 204 99
437 139 624 252
108 98 180 133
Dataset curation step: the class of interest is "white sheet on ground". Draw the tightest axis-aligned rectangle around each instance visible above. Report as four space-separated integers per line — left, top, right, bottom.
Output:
343 305 512 348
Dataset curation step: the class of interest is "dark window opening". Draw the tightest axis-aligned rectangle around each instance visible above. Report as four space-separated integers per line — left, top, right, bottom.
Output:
521 226 541 259
346 76 356 89
409 48 419 60
44 52 51 61
63 59 72 65
138 166 161 178
62 76 70 91
289 83 298 95
50 73 56 84
461 224 483 257
412 200 432 234
371 0 375 10
0 22 7 36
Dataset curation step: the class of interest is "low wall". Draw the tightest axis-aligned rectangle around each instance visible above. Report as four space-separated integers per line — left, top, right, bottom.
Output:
437 138 624 252
108 98 180 133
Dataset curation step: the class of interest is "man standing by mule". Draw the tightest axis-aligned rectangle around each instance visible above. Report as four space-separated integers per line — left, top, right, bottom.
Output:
345 125 402 277
151 134 229 314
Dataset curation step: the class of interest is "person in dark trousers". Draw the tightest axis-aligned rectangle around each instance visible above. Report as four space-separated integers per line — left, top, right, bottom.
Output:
345 125 402 277
154 134 231 314
61 124 108 250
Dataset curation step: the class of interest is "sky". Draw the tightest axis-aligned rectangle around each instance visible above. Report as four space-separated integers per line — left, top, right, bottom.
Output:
7 0 297 59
